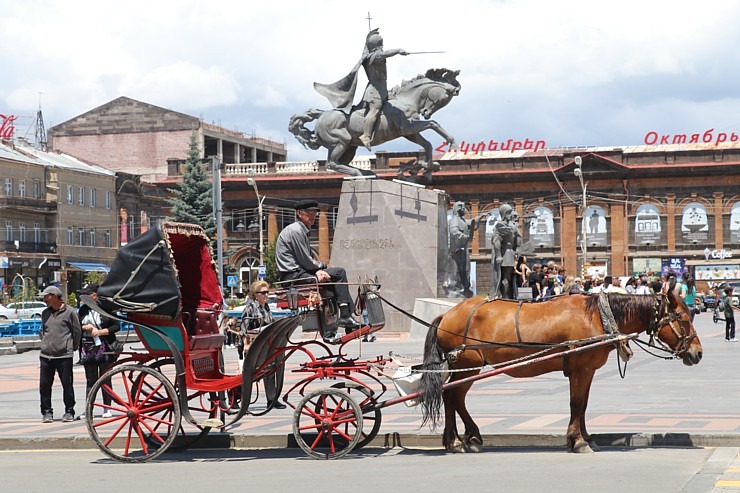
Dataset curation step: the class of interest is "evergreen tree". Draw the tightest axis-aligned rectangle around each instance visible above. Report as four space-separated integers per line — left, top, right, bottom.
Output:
168 132 215 237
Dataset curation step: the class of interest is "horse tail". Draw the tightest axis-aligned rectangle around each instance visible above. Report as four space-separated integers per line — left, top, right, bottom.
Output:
288 109 323 150
419 314 445 429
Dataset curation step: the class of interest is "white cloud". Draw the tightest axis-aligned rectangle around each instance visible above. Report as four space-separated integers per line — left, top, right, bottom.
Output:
2 0 740 157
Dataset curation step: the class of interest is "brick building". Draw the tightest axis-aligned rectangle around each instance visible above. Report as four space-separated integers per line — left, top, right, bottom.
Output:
48 96 287 182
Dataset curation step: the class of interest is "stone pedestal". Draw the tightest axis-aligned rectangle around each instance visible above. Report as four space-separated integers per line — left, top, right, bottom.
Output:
330 179 448 332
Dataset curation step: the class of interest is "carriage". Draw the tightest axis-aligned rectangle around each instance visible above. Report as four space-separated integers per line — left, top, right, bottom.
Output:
83 222 702 462
83 222 388 462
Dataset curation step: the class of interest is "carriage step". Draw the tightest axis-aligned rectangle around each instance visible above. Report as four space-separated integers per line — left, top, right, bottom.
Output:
200 418 224 428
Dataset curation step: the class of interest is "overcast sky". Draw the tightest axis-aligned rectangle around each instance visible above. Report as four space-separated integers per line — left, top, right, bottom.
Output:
3 0 740 163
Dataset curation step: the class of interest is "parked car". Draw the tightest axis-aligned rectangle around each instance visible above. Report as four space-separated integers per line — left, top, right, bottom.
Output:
0 301 46 320
703 293 718 309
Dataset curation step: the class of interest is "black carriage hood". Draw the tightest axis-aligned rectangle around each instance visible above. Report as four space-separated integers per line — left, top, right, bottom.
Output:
97 224 182 319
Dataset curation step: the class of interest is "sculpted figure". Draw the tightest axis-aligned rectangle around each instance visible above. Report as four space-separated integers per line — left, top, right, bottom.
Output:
448 202 485 298
491 204 521 299
290 28 460 183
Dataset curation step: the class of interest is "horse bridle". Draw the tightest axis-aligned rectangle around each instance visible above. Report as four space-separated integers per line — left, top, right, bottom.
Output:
649 294 697 358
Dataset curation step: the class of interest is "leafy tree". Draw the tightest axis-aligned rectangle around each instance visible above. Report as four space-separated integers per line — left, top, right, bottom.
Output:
84 271 106 286
264 235 279 285
168 132 215 237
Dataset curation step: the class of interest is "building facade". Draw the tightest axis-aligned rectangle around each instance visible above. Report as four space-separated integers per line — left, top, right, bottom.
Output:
0 141 119 299
48 97 287 183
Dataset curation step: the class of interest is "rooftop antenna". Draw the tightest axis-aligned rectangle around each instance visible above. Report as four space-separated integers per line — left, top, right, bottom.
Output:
35 92 47 151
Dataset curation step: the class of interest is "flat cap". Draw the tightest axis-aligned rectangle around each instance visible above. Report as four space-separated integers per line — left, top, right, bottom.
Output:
39 286 62 297
295 200 319 211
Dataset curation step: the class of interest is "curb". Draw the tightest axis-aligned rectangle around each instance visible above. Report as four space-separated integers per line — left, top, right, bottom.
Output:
3 433 740 452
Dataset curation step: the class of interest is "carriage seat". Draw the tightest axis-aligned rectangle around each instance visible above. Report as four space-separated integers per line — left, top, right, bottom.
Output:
274 285 332 310
182 305 225 350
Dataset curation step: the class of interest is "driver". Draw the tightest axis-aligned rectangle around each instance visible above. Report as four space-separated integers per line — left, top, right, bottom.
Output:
275 200 360 343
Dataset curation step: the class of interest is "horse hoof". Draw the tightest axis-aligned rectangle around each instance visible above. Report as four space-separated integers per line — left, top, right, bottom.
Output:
466 437 483 453
448 439 467 454
572 442 594 454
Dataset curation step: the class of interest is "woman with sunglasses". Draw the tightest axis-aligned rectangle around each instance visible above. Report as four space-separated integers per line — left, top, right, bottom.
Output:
240 280 286 409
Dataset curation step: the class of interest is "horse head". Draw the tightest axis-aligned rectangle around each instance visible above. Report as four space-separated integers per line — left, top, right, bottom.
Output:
652 276 703 366
390 68 461 120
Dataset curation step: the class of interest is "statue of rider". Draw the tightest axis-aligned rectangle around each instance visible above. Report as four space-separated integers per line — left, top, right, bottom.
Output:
313 28 408 150
491 204 521 300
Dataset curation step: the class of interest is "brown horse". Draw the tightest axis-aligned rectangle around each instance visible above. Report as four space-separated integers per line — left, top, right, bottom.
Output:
419 280 703 454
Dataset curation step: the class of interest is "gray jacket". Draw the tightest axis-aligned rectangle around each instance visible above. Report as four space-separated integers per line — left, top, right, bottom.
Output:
40 304 82 359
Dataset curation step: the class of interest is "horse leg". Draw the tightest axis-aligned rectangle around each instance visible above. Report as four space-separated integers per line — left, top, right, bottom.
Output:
451 376 483 452
577 371 600 452
441 388 465 453
567 368 596 453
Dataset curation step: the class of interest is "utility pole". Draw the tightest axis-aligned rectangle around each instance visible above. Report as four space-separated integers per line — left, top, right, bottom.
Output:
212 155 224 292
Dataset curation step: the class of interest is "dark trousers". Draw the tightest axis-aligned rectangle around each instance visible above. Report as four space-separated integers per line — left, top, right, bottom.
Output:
39 356 75 415
726 315 736 340
84 361 115 406
281 266 354 308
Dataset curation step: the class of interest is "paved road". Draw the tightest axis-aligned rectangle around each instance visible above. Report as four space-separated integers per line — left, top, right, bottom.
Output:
1 447 737 493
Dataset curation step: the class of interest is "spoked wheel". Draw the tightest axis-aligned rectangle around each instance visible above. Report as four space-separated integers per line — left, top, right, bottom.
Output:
86 364 181 463
292 388 363 459
329 382 381 450
146 359 224 451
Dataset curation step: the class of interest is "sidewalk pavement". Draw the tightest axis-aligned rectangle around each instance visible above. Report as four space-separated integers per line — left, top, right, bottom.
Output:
1 312 739 452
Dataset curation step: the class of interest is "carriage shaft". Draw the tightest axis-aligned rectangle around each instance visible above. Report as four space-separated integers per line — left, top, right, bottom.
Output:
376 333 637 411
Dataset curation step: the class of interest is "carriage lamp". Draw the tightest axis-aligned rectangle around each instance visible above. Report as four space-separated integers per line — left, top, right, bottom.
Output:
287 286 299 312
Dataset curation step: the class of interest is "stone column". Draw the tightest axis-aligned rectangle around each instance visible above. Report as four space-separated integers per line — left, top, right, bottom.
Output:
666 194 676 252
317 205 330 264
470 199 480 256
609 199 626 276
561 203 577 276
267 208 278 246
714 192 724 249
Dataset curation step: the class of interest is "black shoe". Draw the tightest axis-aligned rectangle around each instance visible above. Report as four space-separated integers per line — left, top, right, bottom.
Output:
338 317 360 330
42 412 53 423
268 400 287 410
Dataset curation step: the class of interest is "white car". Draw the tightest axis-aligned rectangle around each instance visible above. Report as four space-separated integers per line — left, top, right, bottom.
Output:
0 301 46 320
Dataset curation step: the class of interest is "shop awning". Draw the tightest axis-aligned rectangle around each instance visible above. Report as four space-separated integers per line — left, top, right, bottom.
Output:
67 262 110 272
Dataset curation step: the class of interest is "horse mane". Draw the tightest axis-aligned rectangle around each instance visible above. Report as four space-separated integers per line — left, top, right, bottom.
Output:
583 293 658 329
389 68 460 99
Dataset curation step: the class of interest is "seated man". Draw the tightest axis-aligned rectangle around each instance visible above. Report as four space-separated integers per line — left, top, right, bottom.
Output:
275 200 360 343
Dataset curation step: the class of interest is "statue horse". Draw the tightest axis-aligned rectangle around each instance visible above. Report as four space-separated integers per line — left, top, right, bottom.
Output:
418 278 703 454
289 68 460 183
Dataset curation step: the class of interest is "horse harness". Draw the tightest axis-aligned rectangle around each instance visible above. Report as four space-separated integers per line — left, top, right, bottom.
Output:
444 292 696 364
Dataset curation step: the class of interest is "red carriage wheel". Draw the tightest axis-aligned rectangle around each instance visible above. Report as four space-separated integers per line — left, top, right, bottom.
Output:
292 388 363 459
329 382 381 450
85 364 181 463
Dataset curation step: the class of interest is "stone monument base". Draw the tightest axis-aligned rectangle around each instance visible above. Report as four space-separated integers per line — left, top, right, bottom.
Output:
330 178 448 333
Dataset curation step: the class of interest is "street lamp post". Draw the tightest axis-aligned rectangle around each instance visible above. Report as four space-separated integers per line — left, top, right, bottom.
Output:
573 155 587 277
246 176 265 266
